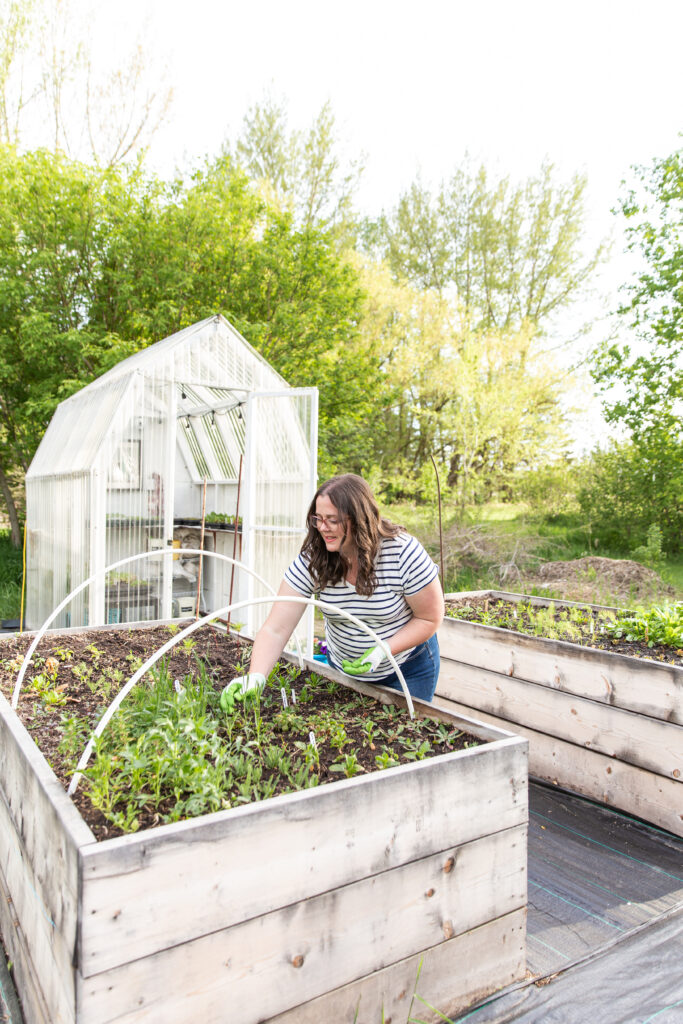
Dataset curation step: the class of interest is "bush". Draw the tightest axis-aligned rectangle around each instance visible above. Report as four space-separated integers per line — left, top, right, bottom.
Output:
578 437 682 555
0 529 23 621
512 460 587 518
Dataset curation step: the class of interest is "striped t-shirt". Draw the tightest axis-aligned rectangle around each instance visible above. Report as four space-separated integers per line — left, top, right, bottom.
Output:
284 533 439 680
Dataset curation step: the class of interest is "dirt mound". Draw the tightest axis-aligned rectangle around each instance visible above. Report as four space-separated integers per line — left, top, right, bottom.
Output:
521 556 673 607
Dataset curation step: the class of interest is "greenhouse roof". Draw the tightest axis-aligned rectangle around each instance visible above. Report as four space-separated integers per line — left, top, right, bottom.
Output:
70 315 287 397
27 315 293 479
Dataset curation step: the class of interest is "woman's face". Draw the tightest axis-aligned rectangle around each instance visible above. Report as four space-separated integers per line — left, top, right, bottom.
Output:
314 493 351 553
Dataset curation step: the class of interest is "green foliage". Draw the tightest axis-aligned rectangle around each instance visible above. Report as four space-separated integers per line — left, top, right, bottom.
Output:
0 529 21 586
232 95 362 237
593 146 683 439
511 460 587 518
0 528 22 618
63 656 471 834
590 147 683 564
608 603 683 649
354 257 574 507
578 433 682 555
0 145 375 519
366 159 604 333
632 524 665 569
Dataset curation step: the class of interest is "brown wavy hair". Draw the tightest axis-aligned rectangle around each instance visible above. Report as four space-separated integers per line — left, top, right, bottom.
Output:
301 474 404 596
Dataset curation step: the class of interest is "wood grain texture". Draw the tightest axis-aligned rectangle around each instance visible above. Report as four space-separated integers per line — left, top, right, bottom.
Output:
79 736 528 976
0 791 76 1023
0 692 94 1023
438 617 683 724
268 907 527 1024
434 694 683 837
438 659 683 781
0 848 54 1024
77 824 527 1024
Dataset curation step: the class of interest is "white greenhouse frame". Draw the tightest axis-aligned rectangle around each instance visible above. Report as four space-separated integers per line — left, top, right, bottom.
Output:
24 315 318 648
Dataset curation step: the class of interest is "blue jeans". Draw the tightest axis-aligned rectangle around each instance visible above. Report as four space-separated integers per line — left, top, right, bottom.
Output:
329 633 440 703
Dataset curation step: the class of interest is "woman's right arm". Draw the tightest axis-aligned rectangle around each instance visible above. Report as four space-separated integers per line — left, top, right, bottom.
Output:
247 580 308 678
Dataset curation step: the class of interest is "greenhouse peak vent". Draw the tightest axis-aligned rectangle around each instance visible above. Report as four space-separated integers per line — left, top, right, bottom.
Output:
24 314 318 644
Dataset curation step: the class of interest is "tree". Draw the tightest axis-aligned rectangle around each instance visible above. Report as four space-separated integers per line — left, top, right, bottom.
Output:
0 147 378 541
0 0 171 165
84 153 379 474
592 146 683 440
578 429 682 555
232 94 363 236
367 159 604 336
354 258 572 507
0 146 143 541
589 146 683 554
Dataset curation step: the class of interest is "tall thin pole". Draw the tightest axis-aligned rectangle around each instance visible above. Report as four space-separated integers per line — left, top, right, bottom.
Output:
195 477 207 619
227 454 244 629
430 453 445 592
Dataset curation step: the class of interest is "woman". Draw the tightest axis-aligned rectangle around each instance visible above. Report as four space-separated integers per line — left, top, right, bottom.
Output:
223 474 444 707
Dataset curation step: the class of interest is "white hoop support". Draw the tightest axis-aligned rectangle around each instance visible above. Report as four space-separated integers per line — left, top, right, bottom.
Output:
12 549 303 710
67 594 415 796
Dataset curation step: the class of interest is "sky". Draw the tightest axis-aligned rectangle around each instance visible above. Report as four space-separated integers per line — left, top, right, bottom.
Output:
77 0 683 446
116 0 683 228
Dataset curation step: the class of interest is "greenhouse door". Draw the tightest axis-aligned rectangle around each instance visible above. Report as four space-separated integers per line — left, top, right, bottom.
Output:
242 388 318 652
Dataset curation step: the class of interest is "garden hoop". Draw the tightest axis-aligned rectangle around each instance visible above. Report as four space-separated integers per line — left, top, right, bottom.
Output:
11 549 303 710
67 594 415 795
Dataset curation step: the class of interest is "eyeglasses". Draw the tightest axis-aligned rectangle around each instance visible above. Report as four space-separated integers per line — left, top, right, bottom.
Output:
310 514 346 529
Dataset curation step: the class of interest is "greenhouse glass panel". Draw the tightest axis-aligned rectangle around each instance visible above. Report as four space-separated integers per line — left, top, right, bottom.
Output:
242 388 318 646
24 316 318 642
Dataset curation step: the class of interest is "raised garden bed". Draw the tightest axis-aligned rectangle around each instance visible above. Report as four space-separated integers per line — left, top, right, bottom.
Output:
437 590 683 838
0 622 527 1024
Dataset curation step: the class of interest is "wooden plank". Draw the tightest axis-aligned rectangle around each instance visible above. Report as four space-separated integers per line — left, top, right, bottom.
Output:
0 791 75 1023
0 693 94 1023
79 737 528 976
434 695 683 838
77 824 527 1024
0 858 54 1024
268 906 527 1024
438 617 683 724
0 692 95 857
438 659 683 781
445 589 626 613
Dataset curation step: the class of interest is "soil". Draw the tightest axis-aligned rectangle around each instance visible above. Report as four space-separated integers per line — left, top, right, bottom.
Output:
445 594 683 668
520 556 674 606
0 623 480 841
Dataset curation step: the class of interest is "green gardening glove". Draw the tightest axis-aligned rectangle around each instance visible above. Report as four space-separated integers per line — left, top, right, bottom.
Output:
220 673 266 713
342 646 386 676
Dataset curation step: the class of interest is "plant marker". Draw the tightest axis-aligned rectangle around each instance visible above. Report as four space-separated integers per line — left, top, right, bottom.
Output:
291 690 297 705
309 731 317 750
280 687 288 708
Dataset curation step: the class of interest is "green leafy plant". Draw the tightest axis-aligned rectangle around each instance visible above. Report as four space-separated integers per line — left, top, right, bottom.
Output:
2 636 482 838
608 603 683 649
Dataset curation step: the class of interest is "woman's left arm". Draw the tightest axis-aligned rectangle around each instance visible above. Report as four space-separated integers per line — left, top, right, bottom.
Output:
386 578 445 656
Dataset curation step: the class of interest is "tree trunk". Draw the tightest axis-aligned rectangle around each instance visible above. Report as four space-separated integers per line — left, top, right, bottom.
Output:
0 460 22 547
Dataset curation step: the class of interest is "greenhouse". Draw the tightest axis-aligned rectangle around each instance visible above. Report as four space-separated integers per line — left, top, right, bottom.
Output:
24 315 318 644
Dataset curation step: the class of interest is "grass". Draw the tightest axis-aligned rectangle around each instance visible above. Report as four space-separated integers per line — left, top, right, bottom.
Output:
0 530 23 621
662 557 683 595
1 511 681 626
381 501 683 601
